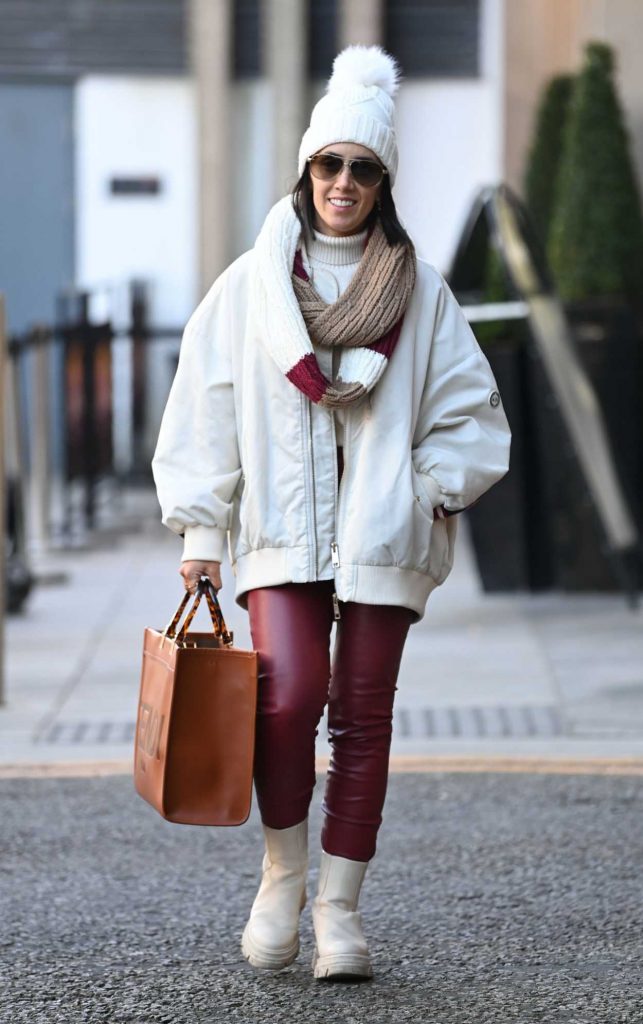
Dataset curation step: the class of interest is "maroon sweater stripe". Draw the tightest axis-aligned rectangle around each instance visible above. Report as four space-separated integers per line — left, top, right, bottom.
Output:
293 249 308 281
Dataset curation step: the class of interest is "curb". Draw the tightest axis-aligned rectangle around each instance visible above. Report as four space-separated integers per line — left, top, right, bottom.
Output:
2 755 643 779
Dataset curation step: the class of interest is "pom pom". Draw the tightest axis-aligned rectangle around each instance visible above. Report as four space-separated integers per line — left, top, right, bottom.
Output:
327 45 401 98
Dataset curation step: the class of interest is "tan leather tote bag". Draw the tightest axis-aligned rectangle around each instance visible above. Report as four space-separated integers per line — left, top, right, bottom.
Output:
134 577 258 826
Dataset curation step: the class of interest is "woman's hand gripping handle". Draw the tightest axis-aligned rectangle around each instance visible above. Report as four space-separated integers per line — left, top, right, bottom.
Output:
180 560 223 595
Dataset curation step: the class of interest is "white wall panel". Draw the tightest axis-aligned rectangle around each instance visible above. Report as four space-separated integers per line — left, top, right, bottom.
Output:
75 75 197 327
75 75 197 470
394 0 503 273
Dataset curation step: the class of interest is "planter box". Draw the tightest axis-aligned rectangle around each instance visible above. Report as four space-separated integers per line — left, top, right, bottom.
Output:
529 299 642 591
467 334 555 591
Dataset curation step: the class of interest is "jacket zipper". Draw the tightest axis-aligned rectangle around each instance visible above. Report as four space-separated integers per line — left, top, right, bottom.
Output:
333 407 350 561
303 398 318 576
327 409 342 619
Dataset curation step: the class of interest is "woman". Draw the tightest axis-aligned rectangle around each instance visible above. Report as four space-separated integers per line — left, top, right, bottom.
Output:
152 45 511 981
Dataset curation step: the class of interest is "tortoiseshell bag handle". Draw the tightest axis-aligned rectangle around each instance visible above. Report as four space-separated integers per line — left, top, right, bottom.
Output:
162 576 234 648
163 591 192 639
195 578 234 647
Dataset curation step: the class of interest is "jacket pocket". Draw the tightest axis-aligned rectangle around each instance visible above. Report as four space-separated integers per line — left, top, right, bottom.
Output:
412 468 436 522
429 516 452 584
411 467 449 581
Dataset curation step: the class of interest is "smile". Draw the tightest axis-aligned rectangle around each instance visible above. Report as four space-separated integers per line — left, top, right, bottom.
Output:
328 198 357 208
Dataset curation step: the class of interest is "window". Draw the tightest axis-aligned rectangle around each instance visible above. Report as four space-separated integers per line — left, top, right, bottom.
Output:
233 0 261 78
385 0 480 78
308 0 338 79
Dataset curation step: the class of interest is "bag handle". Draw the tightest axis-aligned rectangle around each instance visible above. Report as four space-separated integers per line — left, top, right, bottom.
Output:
195 578 234 647
163 590 192 639
162 576 234 648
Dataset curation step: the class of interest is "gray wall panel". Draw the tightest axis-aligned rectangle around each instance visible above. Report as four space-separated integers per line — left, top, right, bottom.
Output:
0 83 74 333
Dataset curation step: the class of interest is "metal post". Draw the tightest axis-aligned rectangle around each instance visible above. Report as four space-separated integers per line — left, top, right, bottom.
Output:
57 289 84 545
27 326 51 561
189 0 232 297
79 294 97 530
266 0 308 201
130 281 148 481
5 333 32 603
0 295 5 705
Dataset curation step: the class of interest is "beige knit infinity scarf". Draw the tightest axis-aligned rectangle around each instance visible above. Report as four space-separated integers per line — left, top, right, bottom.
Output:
289 220 416 406
251 196 417 409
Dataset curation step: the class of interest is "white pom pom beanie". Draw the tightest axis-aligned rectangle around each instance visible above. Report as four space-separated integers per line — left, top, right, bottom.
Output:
298 45 402 185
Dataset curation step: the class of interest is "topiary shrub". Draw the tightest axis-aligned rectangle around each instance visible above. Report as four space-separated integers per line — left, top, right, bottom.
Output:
524 74 574 248
547 41 643 303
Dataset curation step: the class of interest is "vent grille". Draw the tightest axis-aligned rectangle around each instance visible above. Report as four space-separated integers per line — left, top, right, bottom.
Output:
37 706 564 745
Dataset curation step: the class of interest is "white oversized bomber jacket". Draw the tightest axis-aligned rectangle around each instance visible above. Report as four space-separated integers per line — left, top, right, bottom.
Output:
151 251 511 622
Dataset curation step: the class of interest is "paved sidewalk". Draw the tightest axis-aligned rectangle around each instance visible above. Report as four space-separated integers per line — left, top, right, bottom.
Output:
2 770 641 1023
2 485 643 768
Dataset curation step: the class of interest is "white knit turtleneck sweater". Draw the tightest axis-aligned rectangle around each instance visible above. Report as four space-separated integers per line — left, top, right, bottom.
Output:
305 228 367 447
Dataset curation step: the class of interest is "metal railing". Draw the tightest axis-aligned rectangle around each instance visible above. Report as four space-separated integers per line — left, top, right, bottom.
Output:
1 294 6 703
4 284 183 610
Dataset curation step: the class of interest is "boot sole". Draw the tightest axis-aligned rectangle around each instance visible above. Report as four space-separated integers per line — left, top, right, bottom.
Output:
312 950 373 981
241 923 300 971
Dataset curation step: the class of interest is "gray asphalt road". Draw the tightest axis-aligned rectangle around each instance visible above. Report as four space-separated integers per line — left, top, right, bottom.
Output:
1 772 641 1024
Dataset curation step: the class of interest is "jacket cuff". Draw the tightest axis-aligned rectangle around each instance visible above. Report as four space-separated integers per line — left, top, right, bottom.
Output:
181 524 227 563
417 471 444 509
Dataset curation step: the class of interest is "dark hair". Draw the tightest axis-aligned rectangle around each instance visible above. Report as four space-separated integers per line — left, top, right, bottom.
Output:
291 163 413 249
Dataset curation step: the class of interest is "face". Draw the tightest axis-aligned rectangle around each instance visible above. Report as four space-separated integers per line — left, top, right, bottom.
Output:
309 142 383 237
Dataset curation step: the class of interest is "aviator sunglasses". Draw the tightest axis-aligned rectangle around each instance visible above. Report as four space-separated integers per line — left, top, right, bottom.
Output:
307 152 388 188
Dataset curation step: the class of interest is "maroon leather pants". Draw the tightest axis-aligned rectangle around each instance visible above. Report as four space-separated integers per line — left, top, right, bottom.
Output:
247 580 414 862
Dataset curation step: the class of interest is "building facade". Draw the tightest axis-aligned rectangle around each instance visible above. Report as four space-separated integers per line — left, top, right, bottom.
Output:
3 0 641 334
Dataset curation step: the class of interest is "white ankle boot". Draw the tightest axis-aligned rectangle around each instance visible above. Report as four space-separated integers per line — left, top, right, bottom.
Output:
311 850 373 980
241 819 308 970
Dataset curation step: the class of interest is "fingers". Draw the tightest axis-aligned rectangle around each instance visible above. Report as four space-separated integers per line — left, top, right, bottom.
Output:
179 565 200 594
179 563 223 595
186 574 202 595
209 569 223 592
200 573 222 593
